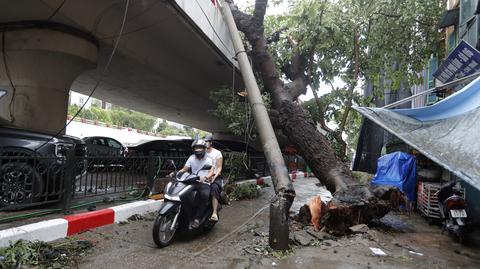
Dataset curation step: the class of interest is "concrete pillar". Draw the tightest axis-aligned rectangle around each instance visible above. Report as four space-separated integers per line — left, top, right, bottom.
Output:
0 27 97 134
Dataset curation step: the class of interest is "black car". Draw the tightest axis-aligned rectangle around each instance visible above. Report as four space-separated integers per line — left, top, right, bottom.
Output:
0 117 87 208
82 136 128 157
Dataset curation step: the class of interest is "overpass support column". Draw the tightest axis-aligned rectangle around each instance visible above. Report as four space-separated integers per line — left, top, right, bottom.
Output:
0 25 98 134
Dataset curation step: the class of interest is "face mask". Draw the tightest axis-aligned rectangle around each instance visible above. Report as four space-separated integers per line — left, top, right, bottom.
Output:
194 151 205 159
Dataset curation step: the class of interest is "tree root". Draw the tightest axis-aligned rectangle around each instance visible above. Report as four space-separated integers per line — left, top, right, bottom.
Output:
321 185 405 235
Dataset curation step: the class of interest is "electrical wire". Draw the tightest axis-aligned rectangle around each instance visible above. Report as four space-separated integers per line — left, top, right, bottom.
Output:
193 0 235 56
35 0 130 152
187 203 270 259
1 30 16 123
46 0 67 21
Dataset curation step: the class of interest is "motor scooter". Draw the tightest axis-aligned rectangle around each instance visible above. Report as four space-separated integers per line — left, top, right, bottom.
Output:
437 180 469 243
152 160 219 248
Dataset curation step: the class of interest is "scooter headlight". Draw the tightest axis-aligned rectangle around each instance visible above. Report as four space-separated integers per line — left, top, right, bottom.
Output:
164 194 180 201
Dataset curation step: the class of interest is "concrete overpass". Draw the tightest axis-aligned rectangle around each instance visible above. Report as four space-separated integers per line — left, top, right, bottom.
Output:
0 0 241 134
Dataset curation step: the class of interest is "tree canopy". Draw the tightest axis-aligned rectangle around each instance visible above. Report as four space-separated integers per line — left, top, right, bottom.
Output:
213 0 444 159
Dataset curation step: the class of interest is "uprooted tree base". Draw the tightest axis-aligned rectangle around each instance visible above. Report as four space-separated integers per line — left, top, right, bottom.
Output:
296 185 406 235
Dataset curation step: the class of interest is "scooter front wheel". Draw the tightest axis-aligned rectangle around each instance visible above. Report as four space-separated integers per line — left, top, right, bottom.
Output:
153 212 178 248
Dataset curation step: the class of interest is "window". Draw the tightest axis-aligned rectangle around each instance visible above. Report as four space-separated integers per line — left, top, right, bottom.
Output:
448 27 458 54
107 139 122 149
93 138 106 146
460 0 476 26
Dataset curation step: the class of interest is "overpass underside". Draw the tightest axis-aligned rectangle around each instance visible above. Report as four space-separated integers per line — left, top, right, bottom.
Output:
0 0 241 134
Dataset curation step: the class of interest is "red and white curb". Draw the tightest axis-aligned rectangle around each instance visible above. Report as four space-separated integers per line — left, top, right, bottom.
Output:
0 199 162 247
237 171 314 186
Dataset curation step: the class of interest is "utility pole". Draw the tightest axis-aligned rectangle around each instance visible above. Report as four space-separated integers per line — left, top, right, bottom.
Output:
219 0 295 250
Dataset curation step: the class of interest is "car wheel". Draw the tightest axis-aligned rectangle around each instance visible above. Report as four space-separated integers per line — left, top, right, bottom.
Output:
0 162 43 208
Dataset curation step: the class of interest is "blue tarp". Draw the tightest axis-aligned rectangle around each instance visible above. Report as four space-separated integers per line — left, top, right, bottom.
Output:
371 152 417 201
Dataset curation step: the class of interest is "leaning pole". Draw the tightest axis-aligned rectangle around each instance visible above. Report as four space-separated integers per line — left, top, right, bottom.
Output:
218 0 295 250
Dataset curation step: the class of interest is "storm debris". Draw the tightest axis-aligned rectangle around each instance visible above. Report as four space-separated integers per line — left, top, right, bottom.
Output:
0 239 93 269
349 224 370 234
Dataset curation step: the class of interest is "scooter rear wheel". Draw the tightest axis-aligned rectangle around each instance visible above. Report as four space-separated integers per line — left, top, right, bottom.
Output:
153 212 178 248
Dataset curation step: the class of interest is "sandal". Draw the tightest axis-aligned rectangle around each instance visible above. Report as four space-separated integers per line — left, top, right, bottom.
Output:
210 214 218 221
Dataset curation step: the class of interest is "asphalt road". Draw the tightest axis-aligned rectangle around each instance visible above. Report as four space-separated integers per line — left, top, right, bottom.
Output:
73 178 480 269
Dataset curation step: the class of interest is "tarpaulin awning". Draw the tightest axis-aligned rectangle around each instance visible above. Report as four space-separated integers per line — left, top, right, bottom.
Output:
438 8 459 29
354 76 480 191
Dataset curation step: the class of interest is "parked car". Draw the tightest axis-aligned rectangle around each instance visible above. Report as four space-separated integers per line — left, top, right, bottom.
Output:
0 117 87 208
82 136 128 157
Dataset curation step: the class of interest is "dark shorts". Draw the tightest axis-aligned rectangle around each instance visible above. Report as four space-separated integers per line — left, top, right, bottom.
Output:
210 177 224 200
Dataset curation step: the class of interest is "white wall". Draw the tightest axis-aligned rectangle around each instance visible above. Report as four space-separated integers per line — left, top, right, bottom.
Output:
175 0 237 67
66 120 191 145
66 121 157 145
69 91 92 109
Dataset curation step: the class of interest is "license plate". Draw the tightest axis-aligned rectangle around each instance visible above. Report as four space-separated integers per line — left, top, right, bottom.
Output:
450 209 467 218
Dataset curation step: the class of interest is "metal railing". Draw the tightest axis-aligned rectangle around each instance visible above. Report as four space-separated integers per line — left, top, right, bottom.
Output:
0 150 305 212
73 156 153 199
383 71 480 109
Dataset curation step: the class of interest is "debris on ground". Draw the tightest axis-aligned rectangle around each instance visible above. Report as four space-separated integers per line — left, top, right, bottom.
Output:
293 196 327 231
292 230 315 246
127 212 156 222
369 247 387 256
351 171 374 185
408 250 424 256
349 224 370 234
307 196 323 231
228 183 262 201
0 239 93 269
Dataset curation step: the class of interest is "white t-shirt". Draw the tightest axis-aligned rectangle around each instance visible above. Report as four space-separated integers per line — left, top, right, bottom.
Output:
185 155 213 177
206 148 222 174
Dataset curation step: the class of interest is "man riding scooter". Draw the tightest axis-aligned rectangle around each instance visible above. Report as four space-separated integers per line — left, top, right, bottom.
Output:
170 139 214 228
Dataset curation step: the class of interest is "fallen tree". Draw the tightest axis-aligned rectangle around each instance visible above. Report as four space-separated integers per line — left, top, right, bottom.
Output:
226 0 428 233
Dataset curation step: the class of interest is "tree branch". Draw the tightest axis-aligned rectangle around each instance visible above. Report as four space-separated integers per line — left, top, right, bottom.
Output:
267 27 287 44
281 36 304 81
227 1 254 34
229 0 290 107
338 25 360 142
285 77 307 100
374 12 433 26
253 0 268 28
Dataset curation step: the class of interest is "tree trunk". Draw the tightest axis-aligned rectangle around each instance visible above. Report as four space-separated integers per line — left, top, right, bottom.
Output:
278 100 354 193
229 0 397 234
